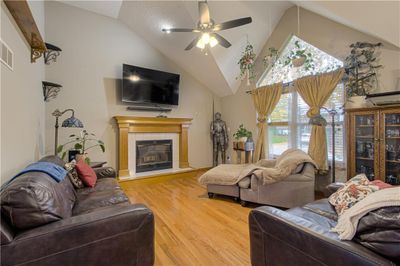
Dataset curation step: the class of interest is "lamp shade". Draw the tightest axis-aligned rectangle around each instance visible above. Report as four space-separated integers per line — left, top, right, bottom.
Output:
62 116 84 128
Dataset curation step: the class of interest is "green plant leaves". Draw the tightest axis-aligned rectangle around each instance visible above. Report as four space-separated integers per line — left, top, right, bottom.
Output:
74 143 83 150
56 145 64 154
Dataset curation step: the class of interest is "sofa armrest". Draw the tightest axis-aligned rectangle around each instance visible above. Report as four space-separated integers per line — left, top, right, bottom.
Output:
249 206 392 266
94 166 117 179
3 204 154 266
325 182 345 196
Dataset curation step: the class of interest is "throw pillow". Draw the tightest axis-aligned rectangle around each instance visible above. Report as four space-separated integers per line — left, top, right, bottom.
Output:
64 160 84 189
371 180 393 190
328 174 379 215
75 160 97 187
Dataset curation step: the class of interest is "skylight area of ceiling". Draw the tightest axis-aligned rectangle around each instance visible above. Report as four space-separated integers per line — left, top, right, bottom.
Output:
258 35 343 87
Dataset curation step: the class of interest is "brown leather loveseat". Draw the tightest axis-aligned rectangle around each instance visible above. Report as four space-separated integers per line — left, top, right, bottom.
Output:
1 156 154 266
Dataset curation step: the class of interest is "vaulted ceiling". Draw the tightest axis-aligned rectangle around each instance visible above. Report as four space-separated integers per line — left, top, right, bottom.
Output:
58 1 400 97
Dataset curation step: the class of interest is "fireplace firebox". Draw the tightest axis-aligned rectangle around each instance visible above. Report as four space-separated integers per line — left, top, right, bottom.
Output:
136 139 173 173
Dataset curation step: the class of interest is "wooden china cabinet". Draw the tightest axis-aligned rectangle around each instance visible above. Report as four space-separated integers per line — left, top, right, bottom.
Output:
346 105 400 184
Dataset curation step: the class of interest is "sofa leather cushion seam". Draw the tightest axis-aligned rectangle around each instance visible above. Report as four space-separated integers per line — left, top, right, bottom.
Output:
13 206 149 243
12 212 153 265
253 209 386 265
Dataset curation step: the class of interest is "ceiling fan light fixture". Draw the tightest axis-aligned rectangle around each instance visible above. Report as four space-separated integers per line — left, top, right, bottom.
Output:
201 33 210 44
209 36 218 48
196 38 206 49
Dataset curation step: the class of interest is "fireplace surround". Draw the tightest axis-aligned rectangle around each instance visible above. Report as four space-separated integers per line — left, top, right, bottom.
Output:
114 116 192 178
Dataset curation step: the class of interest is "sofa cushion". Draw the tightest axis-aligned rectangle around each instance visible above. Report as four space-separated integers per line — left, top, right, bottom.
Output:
73 189 129 215
1 172 75 229
77 178 122 195
238 177 251 188
328 174 379 215
355 206 400 260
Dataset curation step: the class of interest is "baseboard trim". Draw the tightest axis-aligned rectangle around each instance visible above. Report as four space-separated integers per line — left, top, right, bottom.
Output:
118 167 211 184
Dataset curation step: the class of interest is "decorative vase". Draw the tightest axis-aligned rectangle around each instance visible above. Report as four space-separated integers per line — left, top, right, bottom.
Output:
345 96 372 109
239 137 248 142
246 69 251 86
292 56 306 67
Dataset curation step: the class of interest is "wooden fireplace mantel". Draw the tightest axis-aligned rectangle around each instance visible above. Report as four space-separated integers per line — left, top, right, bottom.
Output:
114 116 192 177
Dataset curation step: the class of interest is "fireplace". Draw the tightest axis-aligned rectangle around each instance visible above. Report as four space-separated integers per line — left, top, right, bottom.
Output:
136 139 173 173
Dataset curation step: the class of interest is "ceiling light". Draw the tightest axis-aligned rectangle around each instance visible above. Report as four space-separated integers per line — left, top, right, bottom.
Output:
196 39 205 49
129 74 140 82
201 33 210 44
209 36 218 48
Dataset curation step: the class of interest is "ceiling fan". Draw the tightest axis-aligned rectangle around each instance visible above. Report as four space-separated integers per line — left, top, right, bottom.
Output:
162 1 252 51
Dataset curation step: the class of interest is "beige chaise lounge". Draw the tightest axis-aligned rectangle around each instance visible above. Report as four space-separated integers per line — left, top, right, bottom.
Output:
202 149 316 208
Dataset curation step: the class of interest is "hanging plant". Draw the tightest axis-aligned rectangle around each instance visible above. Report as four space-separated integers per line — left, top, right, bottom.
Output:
283 40 315 71
263 47 279 69
237 43 256 85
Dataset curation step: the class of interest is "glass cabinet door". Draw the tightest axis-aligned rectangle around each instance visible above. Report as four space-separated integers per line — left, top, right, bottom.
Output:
352 112 379 180
381 109 400 185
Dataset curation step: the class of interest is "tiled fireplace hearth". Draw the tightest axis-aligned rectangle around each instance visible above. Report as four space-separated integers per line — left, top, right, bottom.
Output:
114 116 192 179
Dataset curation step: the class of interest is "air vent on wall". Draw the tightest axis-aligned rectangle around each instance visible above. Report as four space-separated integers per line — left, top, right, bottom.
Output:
0 39 14 70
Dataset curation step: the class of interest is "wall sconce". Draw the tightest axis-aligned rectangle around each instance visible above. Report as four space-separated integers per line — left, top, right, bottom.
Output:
44 43 62 65
42 81 62 102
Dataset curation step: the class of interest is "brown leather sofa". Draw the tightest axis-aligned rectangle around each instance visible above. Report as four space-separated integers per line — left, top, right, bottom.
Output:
249 198 399 266
1 156 154 266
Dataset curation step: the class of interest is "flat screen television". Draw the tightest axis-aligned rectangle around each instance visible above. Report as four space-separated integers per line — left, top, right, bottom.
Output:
122 64 180 106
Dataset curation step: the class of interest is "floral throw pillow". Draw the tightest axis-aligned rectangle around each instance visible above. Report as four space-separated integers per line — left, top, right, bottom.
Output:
65 160 84 189
328 174 379 215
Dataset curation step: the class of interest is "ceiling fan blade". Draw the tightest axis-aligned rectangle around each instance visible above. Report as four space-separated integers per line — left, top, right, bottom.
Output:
162 28 200 33
213 17 252 31
213 33 231 48
199 1 211 25
185 36 201 50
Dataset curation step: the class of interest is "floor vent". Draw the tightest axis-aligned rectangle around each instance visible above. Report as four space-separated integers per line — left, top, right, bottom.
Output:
0 39 14 71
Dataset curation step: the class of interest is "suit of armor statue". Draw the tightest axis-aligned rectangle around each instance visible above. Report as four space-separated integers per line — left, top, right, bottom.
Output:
211 112 228 166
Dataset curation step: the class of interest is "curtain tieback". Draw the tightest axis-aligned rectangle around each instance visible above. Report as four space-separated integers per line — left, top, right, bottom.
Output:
306 107 321 118
257 117 267 123
309 114 327 126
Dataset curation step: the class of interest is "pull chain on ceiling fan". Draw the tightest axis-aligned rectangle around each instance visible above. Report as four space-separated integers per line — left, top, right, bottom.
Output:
162 1 252 51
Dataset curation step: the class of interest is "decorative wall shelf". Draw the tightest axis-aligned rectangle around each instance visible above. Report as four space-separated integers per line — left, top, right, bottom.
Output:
4 0 47 63
42 81 62 102
44 43 62 64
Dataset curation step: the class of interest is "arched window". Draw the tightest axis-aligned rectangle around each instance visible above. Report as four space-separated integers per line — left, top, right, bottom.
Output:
258 35 345 165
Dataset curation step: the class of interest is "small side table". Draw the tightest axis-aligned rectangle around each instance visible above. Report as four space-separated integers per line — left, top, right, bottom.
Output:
233 141 254 164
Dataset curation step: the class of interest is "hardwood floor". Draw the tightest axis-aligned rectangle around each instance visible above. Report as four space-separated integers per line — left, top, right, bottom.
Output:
120 171 251 266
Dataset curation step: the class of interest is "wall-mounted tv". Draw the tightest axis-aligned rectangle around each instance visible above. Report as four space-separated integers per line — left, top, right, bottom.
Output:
122 64 180 106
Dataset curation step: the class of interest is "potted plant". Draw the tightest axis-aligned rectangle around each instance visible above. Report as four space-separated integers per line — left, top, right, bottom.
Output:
233 124 252 142
343 42 382 108
283 40 314 71
263 47 279 69
57 130 105 164
238 43 256 86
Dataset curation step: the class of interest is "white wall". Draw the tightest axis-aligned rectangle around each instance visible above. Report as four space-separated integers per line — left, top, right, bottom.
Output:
44 1 221 170
1 1 45 184
221 6 400 159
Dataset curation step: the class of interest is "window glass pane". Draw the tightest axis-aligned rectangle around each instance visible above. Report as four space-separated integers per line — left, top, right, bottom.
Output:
269 93 291 122
258 35 343 86
296 124 311 153
268 126 289 157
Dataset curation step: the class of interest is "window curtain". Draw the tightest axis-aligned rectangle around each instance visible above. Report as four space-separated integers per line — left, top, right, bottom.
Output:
294 69 344 172
251 83 283 162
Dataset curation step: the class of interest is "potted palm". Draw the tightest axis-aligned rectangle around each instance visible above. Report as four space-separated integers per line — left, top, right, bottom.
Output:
57 130 105 164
